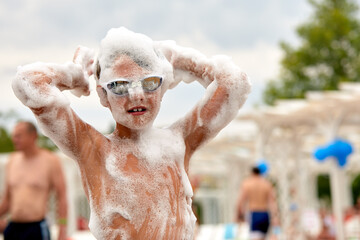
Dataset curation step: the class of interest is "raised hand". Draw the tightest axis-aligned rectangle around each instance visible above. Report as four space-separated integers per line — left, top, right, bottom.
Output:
73 45 95 77
71 46 95 97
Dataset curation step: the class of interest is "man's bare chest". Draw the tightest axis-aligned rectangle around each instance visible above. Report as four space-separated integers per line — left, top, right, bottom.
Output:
9 158 50 190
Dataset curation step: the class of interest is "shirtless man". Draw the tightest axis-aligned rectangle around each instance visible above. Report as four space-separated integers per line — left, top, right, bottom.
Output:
236 167 279 240
0 121 67 240
12 27 251 239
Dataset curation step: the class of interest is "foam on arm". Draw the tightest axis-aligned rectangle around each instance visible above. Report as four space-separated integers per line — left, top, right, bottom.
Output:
166 43 251 159
12 56 100 160
13 61 89 110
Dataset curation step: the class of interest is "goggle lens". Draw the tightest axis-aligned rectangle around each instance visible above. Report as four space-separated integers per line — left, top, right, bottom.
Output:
107 80 130 95
142 76 162 91
106 76 162 96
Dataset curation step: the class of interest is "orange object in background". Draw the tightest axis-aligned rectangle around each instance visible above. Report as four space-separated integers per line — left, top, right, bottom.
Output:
77 217 89 231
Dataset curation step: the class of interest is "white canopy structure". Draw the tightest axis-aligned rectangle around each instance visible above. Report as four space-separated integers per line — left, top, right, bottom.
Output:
189 82 360 239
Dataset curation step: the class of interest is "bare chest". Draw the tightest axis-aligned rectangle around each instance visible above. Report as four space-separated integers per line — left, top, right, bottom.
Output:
8 157 50 190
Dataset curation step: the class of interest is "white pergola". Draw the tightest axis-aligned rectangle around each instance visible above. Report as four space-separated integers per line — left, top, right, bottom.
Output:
190 82 360 239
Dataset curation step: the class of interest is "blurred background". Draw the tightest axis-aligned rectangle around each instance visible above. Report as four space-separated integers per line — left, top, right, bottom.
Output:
1 0 360 239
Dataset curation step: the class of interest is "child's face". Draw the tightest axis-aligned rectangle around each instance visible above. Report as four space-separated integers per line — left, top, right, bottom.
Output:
100 55 163 130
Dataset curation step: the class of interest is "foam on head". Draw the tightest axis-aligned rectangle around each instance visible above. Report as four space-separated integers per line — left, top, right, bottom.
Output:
95 27 174 98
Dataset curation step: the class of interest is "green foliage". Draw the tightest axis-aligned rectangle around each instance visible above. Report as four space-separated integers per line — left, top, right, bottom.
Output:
317 174 332 206
264 0 360 105
0 126 14 153
0 110 17 153
351 173 360 205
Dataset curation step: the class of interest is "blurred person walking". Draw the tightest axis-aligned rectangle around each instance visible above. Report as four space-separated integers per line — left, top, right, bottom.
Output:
236 166 279 240
0 121 67 240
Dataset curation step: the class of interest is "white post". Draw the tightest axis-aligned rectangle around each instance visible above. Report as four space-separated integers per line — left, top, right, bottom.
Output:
255 127 264 161
328 117 345 240
341 173 352 210
329 162 345 240
296 150 307 240
276 159 289 240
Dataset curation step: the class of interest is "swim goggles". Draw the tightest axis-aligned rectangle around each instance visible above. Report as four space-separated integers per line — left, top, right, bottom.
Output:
100 76 163 96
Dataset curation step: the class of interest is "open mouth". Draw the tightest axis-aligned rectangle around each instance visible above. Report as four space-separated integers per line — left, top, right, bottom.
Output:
127 107 147 115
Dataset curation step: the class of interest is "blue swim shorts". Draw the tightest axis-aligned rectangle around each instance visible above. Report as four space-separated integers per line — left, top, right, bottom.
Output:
4 219 51 240
249 211 270 235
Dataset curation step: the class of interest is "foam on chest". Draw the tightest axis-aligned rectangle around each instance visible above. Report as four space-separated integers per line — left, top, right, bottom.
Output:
88 128 195 239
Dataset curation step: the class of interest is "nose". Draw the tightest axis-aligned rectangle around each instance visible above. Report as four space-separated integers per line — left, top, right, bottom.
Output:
128 87 145 102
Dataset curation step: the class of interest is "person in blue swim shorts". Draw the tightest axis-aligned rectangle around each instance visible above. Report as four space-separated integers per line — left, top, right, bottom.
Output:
236 166 279 240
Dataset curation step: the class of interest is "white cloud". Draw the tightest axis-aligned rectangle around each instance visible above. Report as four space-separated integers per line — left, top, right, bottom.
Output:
230 42 283 84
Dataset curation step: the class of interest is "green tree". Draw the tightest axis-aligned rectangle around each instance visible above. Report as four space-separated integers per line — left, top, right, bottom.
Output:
263 0 360 105
0 110 17 153
0 126 14 153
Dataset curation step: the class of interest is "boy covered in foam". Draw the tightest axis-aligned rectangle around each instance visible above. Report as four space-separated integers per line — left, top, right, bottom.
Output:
13 27 251 240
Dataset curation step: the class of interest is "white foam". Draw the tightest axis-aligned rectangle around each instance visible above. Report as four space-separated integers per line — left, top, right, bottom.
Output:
96 27 174 97
138 128 186 165
13 63 68 109
84 128 195 239
13 60 91 109
13 61 83 160
207 55 251 131
191 55 251 142
154 40 213 89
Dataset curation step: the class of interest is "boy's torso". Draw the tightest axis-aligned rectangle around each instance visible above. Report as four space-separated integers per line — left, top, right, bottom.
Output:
78 128 196 239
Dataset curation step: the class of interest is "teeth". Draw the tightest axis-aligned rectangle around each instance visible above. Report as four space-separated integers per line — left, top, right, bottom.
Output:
130 108 144 112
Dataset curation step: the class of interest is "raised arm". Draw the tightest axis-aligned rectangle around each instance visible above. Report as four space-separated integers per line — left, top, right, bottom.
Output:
12 47 105 161
156 41 251 166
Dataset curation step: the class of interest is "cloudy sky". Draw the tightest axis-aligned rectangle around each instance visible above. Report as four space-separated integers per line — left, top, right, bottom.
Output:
1 0 357 132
